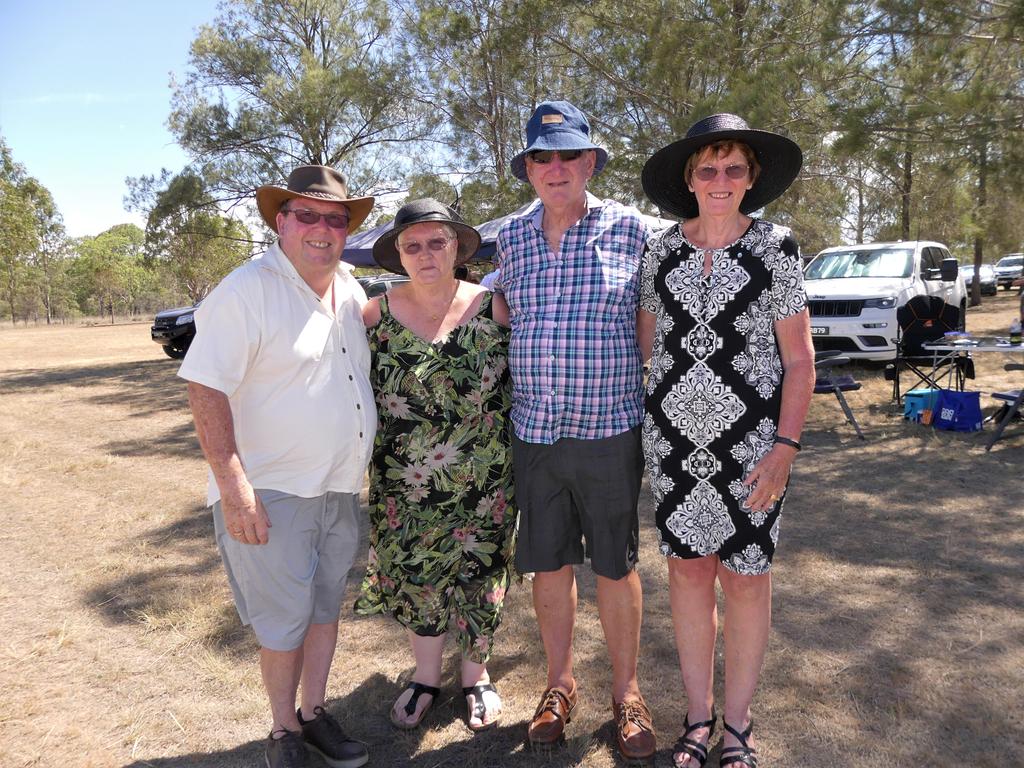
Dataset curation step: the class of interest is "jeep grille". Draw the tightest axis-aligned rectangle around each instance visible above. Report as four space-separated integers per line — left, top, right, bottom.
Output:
808 299 864 318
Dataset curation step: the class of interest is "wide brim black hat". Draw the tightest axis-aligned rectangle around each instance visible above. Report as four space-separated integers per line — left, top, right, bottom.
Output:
641 113 802 219
372 198 481 276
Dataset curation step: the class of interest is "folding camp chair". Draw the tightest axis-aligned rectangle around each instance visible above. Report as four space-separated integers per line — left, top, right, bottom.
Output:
814 350 866 439
886 295 974 402
985 362 1024 451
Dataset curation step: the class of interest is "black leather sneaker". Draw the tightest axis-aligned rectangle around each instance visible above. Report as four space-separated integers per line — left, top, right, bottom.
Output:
266 728 308 768
299 706 369 768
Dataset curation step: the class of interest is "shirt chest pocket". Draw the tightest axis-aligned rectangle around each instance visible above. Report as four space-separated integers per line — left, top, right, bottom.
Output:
589 245 637 314
505 261 560 318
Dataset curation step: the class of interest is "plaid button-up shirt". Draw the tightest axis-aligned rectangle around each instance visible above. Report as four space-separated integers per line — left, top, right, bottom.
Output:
495 194 648 444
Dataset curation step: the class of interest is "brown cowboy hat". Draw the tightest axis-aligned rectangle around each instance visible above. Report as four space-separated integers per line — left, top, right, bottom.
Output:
255 165 375 233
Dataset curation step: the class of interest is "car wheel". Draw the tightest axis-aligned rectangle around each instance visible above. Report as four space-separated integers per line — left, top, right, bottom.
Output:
163 345 186 359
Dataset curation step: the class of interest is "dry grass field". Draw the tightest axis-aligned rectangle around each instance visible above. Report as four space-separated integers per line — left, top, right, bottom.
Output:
1 296 1022 768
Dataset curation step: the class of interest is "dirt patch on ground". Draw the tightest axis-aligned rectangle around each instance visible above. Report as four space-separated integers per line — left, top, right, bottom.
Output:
1 297 1021 767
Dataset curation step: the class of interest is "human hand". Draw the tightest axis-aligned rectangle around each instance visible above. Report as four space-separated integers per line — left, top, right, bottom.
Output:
221 484 271 545
742 445 796 512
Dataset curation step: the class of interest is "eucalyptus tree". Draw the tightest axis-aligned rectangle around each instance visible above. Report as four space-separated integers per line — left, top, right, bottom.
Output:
71 225 147 323
0 138 68 324
395 0 581 222
827 0 1024 275
169 0 425 217
128 171 253 304
537 0 850 238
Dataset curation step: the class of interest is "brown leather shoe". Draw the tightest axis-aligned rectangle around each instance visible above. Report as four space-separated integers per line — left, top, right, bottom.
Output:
612 696 656 763
527 682 578 746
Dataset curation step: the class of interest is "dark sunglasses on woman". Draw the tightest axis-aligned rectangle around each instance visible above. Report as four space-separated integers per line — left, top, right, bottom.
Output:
692 164 750 182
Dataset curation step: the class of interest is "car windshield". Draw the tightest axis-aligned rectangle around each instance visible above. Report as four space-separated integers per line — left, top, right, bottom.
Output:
997 256 1023 268
805 247 914 279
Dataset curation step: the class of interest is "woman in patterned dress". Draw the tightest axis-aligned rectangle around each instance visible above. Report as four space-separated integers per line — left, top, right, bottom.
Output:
637 115 815 768
354 200 515 732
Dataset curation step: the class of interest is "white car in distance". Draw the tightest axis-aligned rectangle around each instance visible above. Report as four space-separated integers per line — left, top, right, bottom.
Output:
803 240 966 361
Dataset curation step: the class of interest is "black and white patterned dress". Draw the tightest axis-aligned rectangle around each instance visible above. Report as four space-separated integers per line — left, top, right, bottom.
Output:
640 219 806 575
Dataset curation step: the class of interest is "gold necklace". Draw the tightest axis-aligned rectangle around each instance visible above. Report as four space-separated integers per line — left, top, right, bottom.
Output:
428 282 459 321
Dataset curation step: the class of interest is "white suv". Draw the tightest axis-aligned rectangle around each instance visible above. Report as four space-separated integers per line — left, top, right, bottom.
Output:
803 240 966 361
994 253 1023 290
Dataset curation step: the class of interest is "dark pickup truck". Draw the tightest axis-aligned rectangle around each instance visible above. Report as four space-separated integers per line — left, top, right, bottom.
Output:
150 303 198 359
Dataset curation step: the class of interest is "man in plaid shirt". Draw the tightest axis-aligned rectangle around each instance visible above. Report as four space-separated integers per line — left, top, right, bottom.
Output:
493 100 655 763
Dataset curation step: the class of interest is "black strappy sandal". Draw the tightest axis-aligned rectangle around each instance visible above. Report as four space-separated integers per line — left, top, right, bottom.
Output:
671 708 716 768
462 682 501 732
389 681 440 730
720 719 758 767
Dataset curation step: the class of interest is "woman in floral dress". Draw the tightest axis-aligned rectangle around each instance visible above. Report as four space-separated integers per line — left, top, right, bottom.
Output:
637 116 814 768
354 199 515 733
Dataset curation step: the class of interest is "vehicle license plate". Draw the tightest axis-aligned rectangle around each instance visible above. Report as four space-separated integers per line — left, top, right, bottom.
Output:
810 326 830 336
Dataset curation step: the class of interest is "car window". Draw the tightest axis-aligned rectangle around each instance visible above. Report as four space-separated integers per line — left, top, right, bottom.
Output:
997 255 1023 268
805 247 914 279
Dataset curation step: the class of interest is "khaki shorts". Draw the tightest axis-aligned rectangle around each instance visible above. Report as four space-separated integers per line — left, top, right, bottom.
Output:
512 427 642 580
214 489 361 651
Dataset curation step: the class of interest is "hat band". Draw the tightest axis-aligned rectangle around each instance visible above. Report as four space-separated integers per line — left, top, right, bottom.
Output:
291 190 348 201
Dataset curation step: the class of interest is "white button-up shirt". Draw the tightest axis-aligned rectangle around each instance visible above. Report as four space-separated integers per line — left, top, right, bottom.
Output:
178 243 376 504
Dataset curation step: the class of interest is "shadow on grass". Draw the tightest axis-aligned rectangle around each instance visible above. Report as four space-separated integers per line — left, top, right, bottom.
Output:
766 424 1023 765
55 346 1019 766
122 671 624 768
83 503 260 659
3 358 198 458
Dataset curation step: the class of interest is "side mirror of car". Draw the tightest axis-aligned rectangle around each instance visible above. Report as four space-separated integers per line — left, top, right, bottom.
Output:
939 258 959 282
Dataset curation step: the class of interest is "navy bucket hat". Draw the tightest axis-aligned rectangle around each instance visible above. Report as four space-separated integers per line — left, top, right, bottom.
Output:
641 113 802 219
510 100 608 182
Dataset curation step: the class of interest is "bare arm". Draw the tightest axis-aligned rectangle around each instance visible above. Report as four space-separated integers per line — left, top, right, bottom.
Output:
742 309 816 512
490 291 510 328
362 295 382 328
187 381 270 545
636 309 656 363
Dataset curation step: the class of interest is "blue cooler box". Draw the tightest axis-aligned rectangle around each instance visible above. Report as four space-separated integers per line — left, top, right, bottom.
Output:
904 389 941 423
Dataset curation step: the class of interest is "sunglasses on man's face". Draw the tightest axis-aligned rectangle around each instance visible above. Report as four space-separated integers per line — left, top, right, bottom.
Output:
527 149 586 164
692 164 750 182
283 208 350 229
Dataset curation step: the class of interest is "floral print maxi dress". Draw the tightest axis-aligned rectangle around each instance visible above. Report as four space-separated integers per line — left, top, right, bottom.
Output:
355 293 516 663
640 219 807 576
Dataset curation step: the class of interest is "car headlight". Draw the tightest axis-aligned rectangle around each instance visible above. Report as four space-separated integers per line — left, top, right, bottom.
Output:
175 313 194 326
862 297 897 309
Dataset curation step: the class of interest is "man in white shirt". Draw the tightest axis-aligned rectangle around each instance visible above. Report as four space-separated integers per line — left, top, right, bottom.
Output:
178 166 376 768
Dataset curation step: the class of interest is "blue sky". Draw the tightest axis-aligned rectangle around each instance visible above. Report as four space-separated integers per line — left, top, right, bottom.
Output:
0 0 221 237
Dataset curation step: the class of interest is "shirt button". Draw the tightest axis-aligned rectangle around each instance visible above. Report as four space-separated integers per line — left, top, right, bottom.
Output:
342 347 347 353
348 375 353 380
549 354 555 361
359 432 363 438
356 403 361 410
550 389 556 395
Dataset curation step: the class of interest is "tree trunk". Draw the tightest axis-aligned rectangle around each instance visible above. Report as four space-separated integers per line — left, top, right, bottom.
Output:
970 140 987 307
901 147 912 241
856 172 865 243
